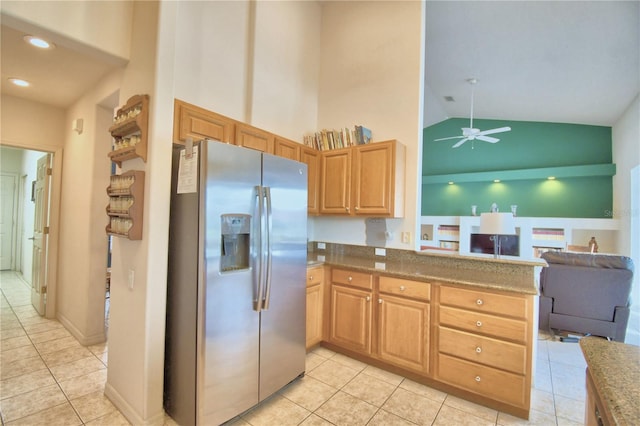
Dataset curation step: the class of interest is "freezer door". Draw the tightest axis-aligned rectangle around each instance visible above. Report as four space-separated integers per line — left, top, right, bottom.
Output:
199 142 263 425
259 153 308 400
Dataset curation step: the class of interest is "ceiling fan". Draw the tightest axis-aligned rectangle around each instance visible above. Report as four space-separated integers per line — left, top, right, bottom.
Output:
435 78 511 148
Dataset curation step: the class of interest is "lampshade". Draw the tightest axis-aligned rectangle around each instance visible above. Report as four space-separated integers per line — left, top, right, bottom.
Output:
480 212 516 235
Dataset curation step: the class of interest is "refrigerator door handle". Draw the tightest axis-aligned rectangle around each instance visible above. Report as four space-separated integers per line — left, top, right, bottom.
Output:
262 186 273 310
253 185 264 312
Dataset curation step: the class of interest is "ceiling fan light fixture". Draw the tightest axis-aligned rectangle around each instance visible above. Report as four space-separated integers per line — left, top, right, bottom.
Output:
9 78 30 87
434 78 511 148
24 35 55 49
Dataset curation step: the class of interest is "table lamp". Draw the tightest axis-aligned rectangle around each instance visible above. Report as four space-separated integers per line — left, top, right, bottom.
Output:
480 212 516 258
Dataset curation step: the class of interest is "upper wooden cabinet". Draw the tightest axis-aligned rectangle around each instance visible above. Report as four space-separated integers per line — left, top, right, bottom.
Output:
173 99 234 144
274 137 301 161
235 123 275 153
320 140 405 217
320 148 352 215
301 147 320 215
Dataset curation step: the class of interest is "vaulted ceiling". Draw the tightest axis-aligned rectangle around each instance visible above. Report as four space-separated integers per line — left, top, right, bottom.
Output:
2 1 638 127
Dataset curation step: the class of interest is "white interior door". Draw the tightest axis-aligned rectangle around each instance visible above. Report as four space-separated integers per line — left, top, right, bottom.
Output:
31 154 52 315
0 174 17 270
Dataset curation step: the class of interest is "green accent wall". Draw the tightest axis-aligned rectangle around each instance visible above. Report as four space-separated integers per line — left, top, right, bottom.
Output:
422 118 614 218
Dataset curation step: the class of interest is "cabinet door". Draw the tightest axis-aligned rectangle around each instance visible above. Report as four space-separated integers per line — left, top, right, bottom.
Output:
173 99 234 143
306 284 323 349
320 149 351 215
274 137 301 161
329 284 371 354
235 123 275 153
378 294 429 372
301 147 320 215
352 141 394 216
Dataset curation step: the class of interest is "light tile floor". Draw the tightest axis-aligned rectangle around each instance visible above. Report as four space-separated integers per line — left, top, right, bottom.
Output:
1 271 587 425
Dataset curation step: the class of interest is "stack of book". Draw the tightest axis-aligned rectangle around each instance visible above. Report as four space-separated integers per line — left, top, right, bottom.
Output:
304 125 372 151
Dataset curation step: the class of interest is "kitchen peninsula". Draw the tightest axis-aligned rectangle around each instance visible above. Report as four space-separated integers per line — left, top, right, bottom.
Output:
307 243 544 419
581 337 640 425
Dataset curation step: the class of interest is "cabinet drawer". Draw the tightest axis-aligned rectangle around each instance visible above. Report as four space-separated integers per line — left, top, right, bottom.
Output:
438 327 526 374
379 276 430 301
307 266 324 287
439 306 527 343
332 269 372 290
438 353 527 408
440 286 528 319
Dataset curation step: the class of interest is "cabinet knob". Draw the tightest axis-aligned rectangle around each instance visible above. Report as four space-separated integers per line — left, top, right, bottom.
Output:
399 285 406 291
476 321 482 327
355 206 359 211
476 299 484 306
366 296 371 302
475 347 482 353
309 276 313 281
378 298 383 304
348 276 353 282
346 207 350 212
475 376 481 382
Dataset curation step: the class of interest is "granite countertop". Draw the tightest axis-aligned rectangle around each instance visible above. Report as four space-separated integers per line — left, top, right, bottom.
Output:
580 337 640 425
307 250 542 295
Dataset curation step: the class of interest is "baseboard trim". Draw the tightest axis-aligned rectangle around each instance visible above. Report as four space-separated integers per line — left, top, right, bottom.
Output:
104 382 165 426
56 312 106 346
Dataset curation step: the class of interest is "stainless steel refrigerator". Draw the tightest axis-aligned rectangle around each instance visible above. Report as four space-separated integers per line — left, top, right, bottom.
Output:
164 140 307 425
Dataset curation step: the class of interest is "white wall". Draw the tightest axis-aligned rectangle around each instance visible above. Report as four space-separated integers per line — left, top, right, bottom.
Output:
171 1 321 140
55 70 121 346
19 149 40 283
612 94 640 345
311 1 425 249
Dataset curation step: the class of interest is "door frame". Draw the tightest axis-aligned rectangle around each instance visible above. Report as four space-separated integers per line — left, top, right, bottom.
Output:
2 142 62 319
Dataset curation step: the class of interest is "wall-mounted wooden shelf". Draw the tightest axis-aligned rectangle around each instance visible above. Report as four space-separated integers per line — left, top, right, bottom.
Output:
106 170 145 240
109 94 149 166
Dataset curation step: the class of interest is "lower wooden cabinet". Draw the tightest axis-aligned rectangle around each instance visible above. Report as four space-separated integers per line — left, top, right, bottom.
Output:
329 283 372 354
321 267 534 419
435 284 533 417
306 266 324 349
327 271 429 373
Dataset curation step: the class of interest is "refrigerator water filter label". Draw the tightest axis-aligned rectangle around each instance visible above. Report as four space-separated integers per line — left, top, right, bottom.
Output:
177 146 198 194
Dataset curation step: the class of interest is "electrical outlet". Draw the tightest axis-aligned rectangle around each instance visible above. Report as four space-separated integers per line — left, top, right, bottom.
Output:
401 232 411 244
375 248 386 256
317 242 326 250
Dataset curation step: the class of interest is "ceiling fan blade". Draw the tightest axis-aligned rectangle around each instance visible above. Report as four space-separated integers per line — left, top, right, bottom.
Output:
452 138 470 148
476 135 500 143
477 126 511 136
435 135 464 141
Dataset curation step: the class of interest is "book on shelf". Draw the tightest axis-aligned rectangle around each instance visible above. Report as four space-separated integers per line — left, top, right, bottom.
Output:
303 125 372 151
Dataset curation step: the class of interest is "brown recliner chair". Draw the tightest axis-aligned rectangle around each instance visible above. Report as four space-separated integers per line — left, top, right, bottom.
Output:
538 251 634 342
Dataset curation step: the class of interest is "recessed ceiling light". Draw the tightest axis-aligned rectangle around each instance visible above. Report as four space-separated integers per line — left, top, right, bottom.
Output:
547 176 556 180
493 179 501 183
448 181 454 185
9 78 30 87
23 35 55 49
